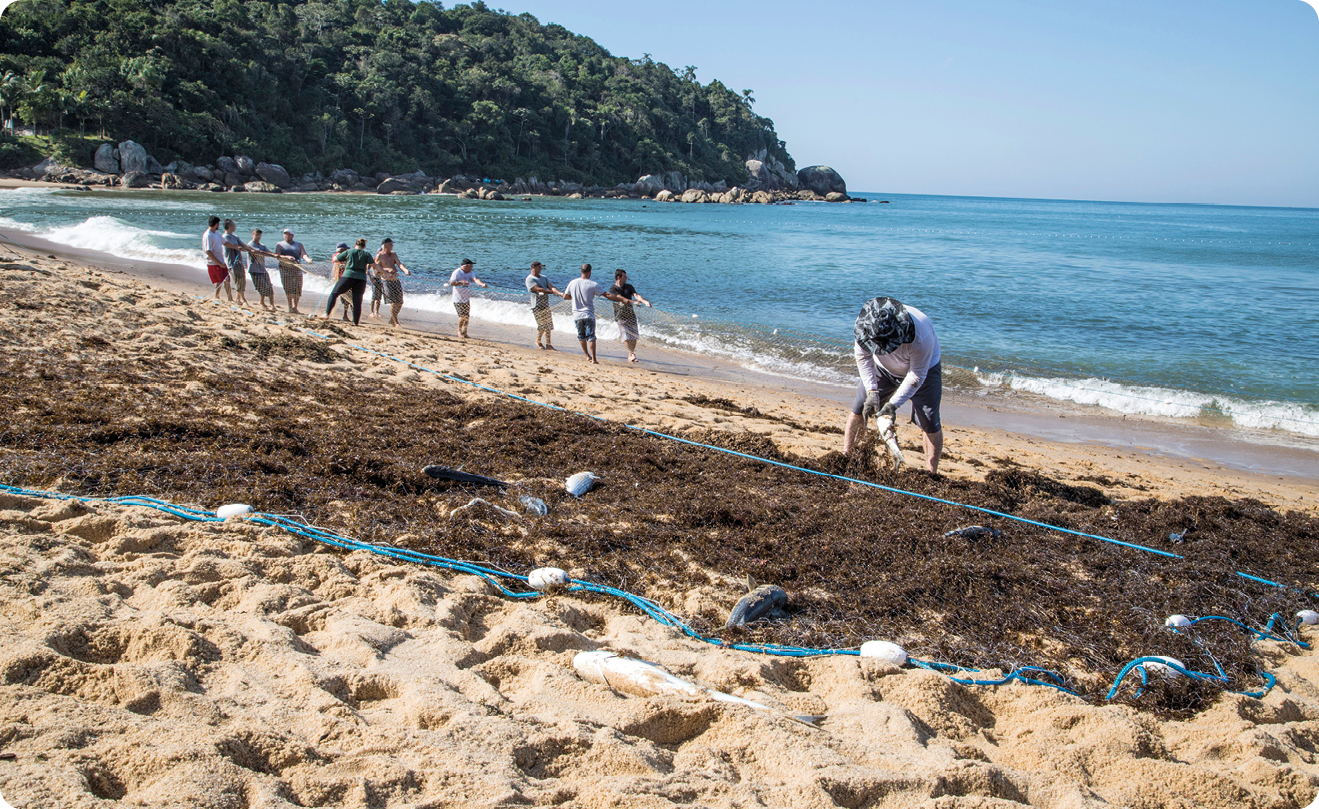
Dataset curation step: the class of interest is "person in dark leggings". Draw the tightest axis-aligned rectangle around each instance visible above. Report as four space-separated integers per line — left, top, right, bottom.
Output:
326 238 379 325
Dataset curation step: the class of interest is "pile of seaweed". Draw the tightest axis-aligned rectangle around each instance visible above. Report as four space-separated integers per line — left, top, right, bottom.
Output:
2 344 1316 715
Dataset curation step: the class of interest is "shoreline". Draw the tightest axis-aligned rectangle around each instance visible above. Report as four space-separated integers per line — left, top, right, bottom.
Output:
2 226 1314 511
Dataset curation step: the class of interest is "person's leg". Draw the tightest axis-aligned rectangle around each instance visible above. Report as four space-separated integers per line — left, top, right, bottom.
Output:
234 270 247 304
588 338 598 363
625 338 637 362
923 429 943 474
352 280 366 325
290 294 300 314
325 277 350 317
223 276 233 301
390 301 402 327
843 412 866 454
575 319 591 359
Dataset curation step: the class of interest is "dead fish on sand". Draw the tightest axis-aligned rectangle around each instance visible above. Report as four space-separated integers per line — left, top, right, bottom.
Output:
944 525 1002 540
422 465 508 487
724 580 789 628
565 471 599 497
573 651 821 726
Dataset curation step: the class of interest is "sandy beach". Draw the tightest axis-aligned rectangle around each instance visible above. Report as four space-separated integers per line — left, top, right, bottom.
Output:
2 236 1318 808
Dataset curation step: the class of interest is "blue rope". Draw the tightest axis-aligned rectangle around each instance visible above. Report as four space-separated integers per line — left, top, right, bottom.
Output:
1105 656 1277 701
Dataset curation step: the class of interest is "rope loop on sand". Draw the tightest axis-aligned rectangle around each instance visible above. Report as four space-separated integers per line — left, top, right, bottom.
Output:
2 482 1304 702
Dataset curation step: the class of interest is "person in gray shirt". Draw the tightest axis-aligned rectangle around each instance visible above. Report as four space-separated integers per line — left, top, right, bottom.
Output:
525 261 563 350
221 219 249 306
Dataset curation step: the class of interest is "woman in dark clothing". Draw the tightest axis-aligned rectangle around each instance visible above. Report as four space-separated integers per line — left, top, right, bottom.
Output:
325 238 379 326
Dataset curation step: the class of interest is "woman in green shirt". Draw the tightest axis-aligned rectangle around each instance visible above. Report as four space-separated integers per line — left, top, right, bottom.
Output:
326 238 379 326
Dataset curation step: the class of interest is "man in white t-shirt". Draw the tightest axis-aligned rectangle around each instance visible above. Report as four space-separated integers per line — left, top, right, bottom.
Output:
846 296 944 474
447 258 487 339
561 263 628 364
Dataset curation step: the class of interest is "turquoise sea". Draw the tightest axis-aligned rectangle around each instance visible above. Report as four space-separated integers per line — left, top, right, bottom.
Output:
2 187 1316 439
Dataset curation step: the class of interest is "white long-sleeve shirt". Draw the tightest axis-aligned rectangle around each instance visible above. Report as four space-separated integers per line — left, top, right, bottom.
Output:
202 229 225 266
854 304 941 409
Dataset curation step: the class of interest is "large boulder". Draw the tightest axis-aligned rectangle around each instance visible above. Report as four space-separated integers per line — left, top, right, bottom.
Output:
255 162 291 187
376 177 412 194
235 155 256 175
634 174 665 195
680 189 709 203
244 181 281 193
93 144 119 174
191 166 214 181
825 191 848 203
145 155 164 175
750 190 774 204
215 156 240 175
655 189 675 202
224 172 246 188
117 141 148 174
797 165 847 197
662 170 687 191
120 171 150 188
329 168 359 187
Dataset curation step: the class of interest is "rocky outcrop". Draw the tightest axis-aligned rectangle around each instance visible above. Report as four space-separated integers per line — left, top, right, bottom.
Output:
329 168 360 187
192 166 214 182
244 181 281 193
224 172 246 188
797 165 847 198
825 191 848 203
93 144 119 174
376 177 412 194
120 171 150 188
215 156 240 176
743 149 798 192
235 155 256 174
655 189 675 202
117 141 149 174
680 189 709 203
255 162 291 188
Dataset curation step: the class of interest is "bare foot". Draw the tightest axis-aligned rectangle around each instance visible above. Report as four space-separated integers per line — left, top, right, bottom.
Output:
628 354 638 362
545 345 556 351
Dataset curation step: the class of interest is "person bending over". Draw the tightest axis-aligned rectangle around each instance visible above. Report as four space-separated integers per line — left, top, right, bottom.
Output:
846 296 944 474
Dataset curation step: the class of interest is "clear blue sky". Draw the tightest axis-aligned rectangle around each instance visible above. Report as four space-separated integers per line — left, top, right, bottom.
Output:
489 0 1319 207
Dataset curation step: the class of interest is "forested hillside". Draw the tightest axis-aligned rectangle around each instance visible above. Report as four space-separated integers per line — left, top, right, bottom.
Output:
0 0 795 184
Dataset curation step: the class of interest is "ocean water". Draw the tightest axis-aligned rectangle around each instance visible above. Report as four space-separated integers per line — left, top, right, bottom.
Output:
2 187 1316 439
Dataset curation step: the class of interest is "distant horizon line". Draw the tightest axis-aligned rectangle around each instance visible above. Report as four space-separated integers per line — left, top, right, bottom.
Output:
846 190 1319 212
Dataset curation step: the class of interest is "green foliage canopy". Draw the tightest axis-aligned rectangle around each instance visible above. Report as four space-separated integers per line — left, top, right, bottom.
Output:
0 0 796 183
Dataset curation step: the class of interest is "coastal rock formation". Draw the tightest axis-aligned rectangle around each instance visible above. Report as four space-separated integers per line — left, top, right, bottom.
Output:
93 143 119 174
235 155 256 174
117 140 148 174
243 181 281 193
120 170 149 188
329 168 360 187
655 189 675 202
255 162 291 188
797 165 847 198
825 191 848 203
376 177 411 194
743 149 798 192
215 156 240 176
681 189 709 203
635 174 664 195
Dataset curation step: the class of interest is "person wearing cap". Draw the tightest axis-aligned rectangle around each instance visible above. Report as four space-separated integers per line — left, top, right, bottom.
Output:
326 238 379 326
845 296 944 474
374 238 411 327
525 261 562 350
202 216 231 301
329 241 353 321
608 269 651 363
447 258 486 339
273 228 311 314
562 263 629 364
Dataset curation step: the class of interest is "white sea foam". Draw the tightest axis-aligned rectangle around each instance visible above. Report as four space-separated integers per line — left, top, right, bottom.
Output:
2 214 205 269
975 370 1319 438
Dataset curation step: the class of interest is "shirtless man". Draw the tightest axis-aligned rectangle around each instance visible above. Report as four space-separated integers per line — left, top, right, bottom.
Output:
374 238 411 327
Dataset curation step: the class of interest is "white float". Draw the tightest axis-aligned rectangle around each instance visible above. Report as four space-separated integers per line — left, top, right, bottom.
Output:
1164 614 1192 628
1299 610 1319 626
859 640 908 667
528 567 569 591
1140 656 1185 679
215 503 252 519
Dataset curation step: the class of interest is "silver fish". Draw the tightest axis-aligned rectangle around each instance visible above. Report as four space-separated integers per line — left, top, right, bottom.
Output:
520 495 548 516
724 583 789 628
565 471 599 497
943 525 1002 540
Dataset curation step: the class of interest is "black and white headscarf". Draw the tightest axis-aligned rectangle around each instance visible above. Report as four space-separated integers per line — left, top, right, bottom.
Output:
854 296 915 356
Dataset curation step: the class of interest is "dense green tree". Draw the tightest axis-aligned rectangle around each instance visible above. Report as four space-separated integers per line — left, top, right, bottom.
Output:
0 0 795 183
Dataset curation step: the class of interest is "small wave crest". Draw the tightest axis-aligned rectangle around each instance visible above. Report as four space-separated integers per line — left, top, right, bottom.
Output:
974 370 1319 437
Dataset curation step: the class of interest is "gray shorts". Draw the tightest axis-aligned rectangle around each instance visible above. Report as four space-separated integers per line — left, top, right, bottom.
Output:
851 362 942 433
